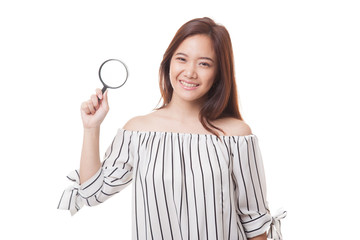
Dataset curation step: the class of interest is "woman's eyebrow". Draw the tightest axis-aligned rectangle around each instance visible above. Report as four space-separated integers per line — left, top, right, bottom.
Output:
199 57 214 62
175 52 214 63
175 52 188 57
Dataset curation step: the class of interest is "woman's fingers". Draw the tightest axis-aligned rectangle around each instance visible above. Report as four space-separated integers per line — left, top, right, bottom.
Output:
81 101 91 114
80 89 108 116
91 94 99 110
87 99 96 114
102 89 109 111
80 89 110 129
96 88 102 100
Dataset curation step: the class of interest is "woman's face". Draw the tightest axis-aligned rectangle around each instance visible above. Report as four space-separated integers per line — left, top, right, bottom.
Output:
169 34 217 104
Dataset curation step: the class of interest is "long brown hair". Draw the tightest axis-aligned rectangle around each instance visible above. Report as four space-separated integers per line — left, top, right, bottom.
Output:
155 17 243 138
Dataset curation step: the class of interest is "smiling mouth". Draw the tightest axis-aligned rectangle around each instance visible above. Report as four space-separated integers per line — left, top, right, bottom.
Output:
179 80 199 88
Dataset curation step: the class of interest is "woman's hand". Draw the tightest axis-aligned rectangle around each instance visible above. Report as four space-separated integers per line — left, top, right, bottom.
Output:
80 88 109 129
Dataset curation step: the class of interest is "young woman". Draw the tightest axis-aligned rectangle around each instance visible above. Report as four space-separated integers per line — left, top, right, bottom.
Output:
58 17 285 240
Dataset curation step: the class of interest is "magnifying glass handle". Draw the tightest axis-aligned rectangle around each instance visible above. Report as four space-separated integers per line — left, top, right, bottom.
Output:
101 86 107 94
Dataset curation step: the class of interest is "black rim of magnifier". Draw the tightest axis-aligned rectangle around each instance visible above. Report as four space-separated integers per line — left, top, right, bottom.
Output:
98 59 129 94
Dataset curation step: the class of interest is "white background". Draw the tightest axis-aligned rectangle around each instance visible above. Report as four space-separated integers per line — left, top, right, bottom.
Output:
1 0 359 239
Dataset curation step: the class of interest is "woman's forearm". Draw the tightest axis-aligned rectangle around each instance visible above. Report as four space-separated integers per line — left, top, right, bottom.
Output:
248 232 267 240
79 127 101 184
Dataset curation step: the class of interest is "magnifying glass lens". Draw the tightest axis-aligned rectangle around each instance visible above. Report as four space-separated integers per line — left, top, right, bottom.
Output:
100 60 128 88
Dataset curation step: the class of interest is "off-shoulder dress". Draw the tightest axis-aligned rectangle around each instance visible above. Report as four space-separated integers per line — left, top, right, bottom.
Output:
58 128 285 240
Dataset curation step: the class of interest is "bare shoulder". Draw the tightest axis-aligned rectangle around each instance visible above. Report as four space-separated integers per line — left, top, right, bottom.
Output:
216 117 253 136
122 110 161 131
122 115 150 131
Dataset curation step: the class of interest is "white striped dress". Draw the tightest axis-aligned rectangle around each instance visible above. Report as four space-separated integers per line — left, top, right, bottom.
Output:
58 128 285 240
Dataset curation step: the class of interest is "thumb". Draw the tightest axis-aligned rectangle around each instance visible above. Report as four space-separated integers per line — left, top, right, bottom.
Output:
102 89 109 109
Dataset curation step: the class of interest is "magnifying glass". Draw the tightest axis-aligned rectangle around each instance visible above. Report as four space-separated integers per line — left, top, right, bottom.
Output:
98 58 129 99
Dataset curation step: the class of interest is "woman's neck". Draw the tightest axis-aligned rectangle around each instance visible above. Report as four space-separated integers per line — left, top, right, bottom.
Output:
164 96 204 123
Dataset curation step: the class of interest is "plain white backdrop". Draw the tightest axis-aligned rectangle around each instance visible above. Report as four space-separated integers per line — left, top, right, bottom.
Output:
1 0 359 239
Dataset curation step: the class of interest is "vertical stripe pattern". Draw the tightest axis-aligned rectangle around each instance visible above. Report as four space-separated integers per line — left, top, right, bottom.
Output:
58 128 280 239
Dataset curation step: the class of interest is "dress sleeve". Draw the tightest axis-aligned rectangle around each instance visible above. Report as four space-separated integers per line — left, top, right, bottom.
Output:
57 128 136 216
231 135 285 239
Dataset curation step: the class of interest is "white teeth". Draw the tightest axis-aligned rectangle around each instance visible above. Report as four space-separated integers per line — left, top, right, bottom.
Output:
180 80 198 87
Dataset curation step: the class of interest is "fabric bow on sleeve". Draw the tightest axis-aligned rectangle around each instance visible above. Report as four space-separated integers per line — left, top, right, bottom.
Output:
267 208 287 240
57 170 85 216
58 166 132 216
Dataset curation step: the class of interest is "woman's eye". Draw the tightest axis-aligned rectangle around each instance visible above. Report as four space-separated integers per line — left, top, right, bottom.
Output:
176 57 186 62
200 62 210 67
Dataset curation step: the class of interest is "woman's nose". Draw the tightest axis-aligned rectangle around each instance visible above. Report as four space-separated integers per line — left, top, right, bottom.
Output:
184 63 197 79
